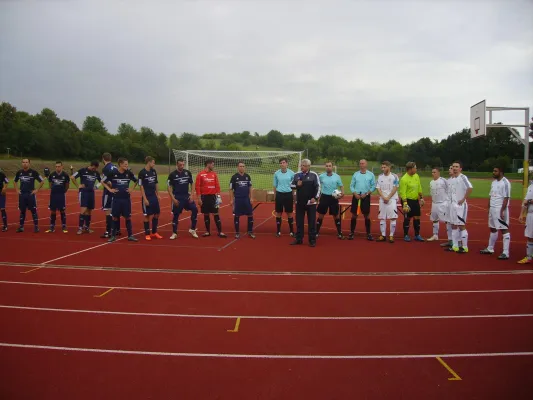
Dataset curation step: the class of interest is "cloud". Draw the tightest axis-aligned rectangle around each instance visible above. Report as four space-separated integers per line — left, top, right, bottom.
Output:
1 0 532 144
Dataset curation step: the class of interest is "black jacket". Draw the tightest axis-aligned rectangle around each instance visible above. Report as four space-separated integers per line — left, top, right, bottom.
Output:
291 170 320 206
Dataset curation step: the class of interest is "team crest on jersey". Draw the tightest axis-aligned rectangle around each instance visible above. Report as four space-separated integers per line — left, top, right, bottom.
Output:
184 172 188 176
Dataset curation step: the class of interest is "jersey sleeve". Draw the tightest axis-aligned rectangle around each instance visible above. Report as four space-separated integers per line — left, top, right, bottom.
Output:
336 175 343 188
247 174 252 187
73 169 82 179
229 174 236 191
188 172 193 185
137 170 145 186
167 172 173 188
14 171 20 182
461 175 473 189
129 171 138 183
33 170 43 182
154 170 159 184
369 173 376 192
290 173 299 189
417 175 422 194
504 180 511 198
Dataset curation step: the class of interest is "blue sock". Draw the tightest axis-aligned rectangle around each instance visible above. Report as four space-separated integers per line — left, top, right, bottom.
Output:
247 216 254 233
60 211 66 227
20 211 26 227
126 219 133 237
50 213 56 228
172 214 179 234
144 221 150 235
79 214 84 229
234 215 240 234
31 210 38 226
191 209 198 230
86 214 91 229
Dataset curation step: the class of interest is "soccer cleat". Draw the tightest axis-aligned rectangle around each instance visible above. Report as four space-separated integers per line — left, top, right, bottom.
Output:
107 236 116 243
45 228 55 233
389 236 394 243
128 236 138 242
2 226 7 232
34 227 39 233
189 229 198 239
290 240 303 245
440 241 453 247
275 232 281 238
202 232 211 237
480 248 494 255
84 228 94 234
446 246 459 252
404 235 411 242
497 253 509 260
116 230 123 236
367 234 374 241
100 232 110 239
337 234 345 240
309 242 316 248
170 233 178 240
414 235 424 242
427 235 438 241
77 228 83 235
517 257 532 264
248 232 256 239
458 246 468 254
289 232 295 237
16 227 24 233
218 233 227 238
377 235 386 242
348 233 355 240
151 233 163 239
62 228 68 234
145 235 152 241
235 233 241 239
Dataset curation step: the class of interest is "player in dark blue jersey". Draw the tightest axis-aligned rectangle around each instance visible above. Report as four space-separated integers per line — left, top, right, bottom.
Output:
71 160 101 234
138 156 162 241
13 158 45 233
167 158 199 239
0 169 9 231
45 161 70 233
102 157 138 242
229 162 255 239
100 152 119 238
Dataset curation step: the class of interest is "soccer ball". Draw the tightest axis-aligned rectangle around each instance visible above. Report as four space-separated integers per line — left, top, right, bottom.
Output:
332 189 342 199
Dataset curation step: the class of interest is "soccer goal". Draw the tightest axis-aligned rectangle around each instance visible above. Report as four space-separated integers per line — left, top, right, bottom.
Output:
171 150 304 191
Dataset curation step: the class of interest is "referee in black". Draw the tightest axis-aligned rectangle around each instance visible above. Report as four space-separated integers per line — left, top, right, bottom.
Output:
290 159 321 247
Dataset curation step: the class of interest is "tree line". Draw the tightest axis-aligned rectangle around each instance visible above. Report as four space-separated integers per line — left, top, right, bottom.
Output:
0 101 527 171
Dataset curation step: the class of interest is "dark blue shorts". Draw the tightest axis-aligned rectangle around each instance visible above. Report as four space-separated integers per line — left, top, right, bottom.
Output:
234 197 253 216
49 192 66 211
142 195 160 216
102 192 113 210
0 193 6 209
172 196 198 215
79 190 95 209
112 197 132 218
19 193 37 211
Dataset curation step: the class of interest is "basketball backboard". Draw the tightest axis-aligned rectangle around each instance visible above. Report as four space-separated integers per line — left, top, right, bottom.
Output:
470 100 486 138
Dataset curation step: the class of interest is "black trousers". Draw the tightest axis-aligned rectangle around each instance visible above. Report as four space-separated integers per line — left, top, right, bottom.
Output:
295 204 317 243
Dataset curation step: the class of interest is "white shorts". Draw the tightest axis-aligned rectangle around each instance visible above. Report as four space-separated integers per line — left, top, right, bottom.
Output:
430 202 448 222
449 202 468 226
378 199 398 220
488 207 510 230
525 213 533 238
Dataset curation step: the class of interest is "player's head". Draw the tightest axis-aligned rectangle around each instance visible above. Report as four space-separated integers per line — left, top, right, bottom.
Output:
145 156 155 169
205 159 215 171
359 159 368 171
325 161 333 174
431 167 440 180
406 161 417 175
279 158 288 171
381 161 392 174
237 161 245 174
21 158 30 170
88 160 100 171
492 166 504 180
452 161 463 176
176 158 185 171
102 153 112 164
301 158 311 172
55 161 63 173
448 165 453 177
117 158 128 171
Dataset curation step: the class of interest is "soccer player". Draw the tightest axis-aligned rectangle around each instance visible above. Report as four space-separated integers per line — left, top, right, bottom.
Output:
138 156 163 241
45 161 70 233
348 159 376 240
440 165 455 248
518 180 533 264
480 166 511 259
13 158 45 233
427 167 449 241
399 161 425 241
195 159 227 238
71 160 101 234
316 161 344 239
376 161 399 243
446 161 473 253
101 157 138 242
229 161 255 239
100 152 118 238
290 159 320 247
273 158 295 237
0 169 8 231
167 158 199 239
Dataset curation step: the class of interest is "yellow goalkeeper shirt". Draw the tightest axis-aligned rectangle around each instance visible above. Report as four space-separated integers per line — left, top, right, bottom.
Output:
399 173 422 201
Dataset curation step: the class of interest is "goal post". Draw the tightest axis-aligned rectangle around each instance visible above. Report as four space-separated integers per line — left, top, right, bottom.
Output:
170 150 304 191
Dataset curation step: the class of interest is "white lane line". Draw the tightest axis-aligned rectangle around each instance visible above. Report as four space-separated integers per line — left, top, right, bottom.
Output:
1 305 532 320
1 280 532 295
0 342 532 359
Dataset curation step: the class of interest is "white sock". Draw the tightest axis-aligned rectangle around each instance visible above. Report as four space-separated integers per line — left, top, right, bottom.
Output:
452 229 459 248
432 222 439 237
488 231 498 251
390 220 397 236
380 220 386 236
502 233 510 256
447 223 452 241
461 229 468 248
527 242 533 259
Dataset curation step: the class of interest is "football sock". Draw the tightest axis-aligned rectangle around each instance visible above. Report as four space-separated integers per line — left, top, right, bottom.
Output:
247 216 253 233
234 215 240 234
172 214 179 234
364 217 371 234
191 208 198 230
60 211 66 227
334 217 342 235
350 217 357 234
452 229 460 248
488 231 498 251
204 214 211 233
502 232 510 256
276 217 282 234
1 209 7 227
380 220 386 236
390 220 397 236
152 217 159 234
288 217 294 233
460 229 468 248
527 242 533 259
144 221 150 235
403 217 410 236
432 222 439 237
413 218 420 236
214 214 222 233
126 219 133 237
316 218 323 234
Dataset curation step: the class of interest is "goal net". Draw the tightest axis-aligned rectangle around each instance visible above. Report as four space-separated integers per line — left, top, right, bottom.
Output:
171 150 304 191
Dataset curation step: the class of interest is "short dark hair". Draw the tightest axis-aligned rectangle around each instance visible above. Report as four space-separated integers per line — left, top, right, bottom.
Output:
22 158 30 163
176 158 185 164
204 158 214 166
102 153 112 162
406 161 416 170
145 156 154 164
494 166 505 174
325 161 333 166
381 161 392 167
90 160 100 168
453 160 463 168
117 158 128 166
55 161 63 165
432 167 440 171
237 161 245 166
279 157 288 163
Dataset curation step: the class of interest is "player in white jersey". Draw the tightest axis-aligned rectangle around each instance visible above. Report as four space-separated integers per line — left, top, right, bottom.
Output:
518 181 533 264
375 161 399 243
446 161 473 253
480 167 511 259
427 167 448 241
440 165 454 247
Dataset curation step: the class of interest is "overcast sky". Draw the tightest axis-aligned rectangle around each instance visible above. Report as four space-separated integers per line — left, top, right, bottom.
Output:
1 0 532 144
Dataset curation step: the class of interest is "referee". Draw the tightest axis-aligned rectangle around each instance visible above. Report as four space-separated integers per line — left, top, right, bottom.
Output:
290 159 320 247
348 159 376 240
273 157 295 237
399 161 425 242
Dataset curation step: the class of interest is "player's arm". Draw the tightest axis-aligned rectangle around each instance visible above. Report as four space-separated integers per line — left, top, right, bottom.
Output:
1 175 8 195
138 171 148 205
389 176 399 200
290 173 299 203
100 173 115 193
13 171 20 194
129 172 138 192
368 173 376 195
418 176 425 206
228 176 235 204
459 176 473 204
215 173 221 196
350 173 359 198
33 172 45 194
273 173 278 198
311 172 320 203
155 172 161 200
501 181 510 218
249 175 253 202
195 174 201 199
70 170 80 189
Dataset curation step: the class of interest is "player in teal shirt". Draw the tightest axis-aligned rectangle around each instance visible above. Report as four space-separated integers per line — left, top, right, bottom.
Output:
317 161 344 239
273 158 296 237
348 159 376 240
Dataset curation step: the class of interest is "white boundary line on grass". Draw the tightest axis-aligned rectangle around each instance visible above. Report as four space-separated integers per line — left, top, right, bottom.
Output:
0 342 531 359
1 305 532 320
1 280 532 295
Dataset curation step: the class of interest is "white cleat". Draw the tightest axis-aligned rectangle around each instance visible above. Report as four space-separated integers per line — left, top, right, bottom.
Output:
189 229 199 238
170 233 177 240
426 235 438 241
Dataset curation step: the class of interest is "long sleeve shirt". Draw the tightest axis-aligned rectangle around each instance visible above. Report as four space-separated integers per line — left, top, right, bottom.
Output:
195 169 221 196
291 170 320 206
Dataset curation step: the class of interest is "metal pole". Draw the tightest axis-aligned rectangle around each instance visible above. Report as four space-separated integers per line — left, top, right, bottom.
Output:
489 111 492 124
524 108 530 198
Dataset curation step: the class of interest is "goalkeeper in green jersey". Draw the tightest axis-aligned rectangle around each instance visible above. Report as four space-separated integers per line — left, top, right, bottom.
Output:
399 162 425 242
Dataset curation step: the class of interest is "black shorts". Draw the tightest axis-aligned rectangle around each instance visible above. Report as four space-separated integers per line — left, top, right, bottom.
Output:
405 199 421 217
49 192 66 211
317 194 339 216
350 195 371 215
201 194 218 214
275 191 293 213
